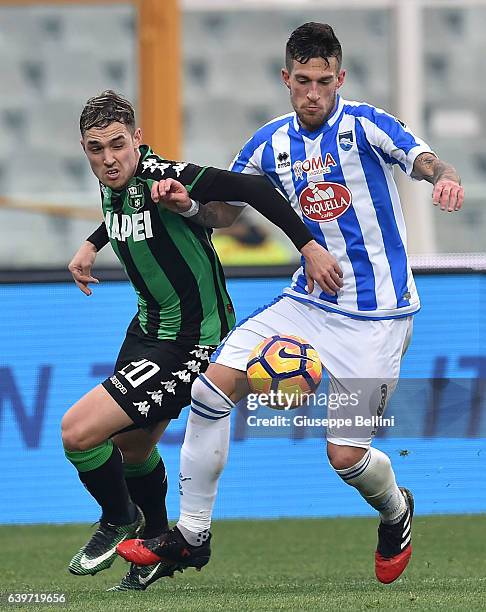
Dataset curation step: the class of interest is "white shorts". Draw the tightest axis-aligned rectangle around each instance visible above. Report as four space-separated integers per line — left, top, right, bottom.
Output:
212 295 413 448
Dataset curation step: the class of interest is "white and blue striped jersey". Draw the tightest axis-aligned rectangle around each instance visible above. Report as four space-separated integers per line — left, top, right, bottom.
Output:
230 95 433 320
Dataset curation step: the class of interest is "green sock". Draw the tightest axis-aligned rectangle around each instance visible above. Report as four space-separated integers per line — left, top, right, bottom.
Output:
65 441 136 525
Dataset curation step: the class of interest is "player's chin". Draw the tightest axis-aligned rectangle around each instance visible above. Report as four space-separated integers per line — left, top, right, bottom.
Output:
105 174 126 190
300 112 326 131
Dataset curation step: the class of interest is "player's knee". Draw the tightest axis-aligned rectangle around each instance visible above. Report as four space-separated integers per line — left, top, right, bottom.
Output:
191 375 206 402
191 374 234 416
191 374 219 405
327 443 368 470
61 428 91 452
61 415 97 452
61 413 76 450
195 363 248 404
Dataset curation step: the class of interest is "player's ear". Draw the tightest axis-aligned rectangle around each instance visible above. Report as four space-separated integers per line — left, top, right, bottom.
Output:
133 127 142 147
80 137 86 152
336 69 346 89
282 68 291 90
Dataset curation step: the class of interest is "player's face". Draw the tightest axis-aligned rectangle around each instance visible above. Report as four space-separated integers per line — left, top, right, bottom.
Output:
81 122 142 190
282 57 345 131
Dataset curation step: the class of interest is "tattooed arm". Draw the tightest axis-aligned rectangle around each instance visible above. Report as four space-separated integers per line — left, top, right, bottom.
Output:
151 178 244 228
411 152 464 212
183 200 244 228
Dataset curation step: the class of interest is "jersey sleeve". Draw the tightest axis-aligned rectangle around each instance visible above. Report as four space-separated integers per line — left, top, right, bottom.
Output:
137 153 235 205
86 184 109 250
187 167 313 251
229 135 266 176
224 134 269 206
139 153 209 186
359 107 434 176
86 222 109 251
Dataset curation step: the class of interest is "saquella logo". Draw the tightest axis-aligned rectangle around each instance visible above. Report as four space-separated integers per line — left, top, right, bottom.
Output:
299 181 352 222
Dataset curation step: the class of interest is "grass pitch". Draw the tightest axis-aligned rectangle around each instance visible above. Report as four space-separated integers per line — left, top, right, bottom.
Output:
1 515 485 611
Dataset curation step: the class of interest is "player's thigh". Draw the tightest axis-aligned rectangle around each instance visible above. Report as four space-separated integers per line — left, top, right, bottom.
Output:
315 313 413 380
112 420 170 464
62 384 133 451
212 295 321 372
321 316 413 448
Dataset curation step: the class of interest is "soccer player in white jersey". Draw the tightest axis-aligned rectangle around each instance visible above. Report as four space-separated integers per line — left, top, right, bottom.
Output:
118 22 464 584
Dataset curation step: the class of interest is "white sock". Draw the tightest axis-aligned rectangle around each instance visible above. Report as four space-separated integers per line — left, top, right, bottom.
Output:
177 374 233 542
335 447 406 524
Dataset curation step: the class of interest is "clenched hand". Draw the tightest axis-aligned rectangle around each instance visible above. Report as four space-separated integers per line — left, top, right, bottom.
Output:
151 178 193 213
300 240 343 295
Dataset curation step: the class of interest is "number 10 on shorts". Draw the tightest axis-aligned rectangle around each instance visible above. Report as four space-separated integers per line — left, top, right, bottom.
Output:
118 359 160 388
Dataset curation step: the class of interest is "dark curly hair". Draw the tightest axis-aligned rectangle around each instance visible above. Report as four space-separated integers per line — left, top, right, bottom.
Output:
286 23 342 72
80 90 136 135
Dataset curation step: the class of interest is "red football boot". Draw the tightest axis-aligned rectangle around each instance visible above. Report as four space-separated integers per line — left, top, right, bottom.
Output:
117 527 211 570
375 487 414 584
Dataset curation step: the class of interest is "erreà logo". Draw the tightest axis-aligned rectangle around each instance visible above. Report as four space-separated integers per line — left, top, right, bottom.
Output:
299 181 352 222
276 151 290 169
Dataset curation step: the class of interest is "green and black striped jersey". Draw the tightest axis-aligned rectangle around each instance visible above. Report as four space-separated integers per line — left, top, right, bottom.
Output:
100 144 235 344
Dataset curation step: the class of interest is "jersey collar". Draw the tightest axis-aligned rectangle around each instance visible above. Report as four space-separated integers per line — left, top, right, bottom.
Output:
135 144 152 174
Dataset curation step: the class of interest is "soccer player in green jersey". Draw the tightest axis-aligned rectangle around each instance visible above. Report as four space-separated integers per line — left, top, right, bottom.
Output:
63 90 342 591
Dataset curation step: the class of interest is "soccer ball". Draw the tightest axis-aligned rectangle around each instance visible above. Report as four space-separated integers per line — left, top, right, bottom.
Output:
246 334 322 409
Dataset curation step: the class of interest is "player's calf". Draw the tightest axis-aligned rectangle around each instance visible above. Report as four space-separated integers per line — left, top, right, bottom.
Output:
177 374 233 536
331 445 412 582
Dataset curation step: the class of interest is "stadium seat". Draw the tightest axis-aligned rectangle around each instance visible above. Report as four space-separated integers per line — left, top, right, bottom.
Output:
42 48 132 100
27 100 80 153
4 148 88 196
0 60 33 104
59 6 135 53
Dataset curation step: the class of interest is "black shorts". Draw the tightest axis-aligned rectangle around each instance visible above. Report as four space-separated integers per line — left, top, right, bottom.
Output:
102 317 217 427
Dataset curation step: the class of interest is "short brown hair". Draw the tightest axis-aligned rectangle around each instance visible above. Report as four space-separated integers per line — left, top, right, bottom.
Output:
286 22 342 72
80 90 136 135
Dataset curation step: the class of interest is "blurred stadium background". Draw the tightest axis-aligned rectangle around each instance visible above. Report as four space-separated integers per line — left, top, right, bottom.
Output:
1 0 485 604
2 0 486 266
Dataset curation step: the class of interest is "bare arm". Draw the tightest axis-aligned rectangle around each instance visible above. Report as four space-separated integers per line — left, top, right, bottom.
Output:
411 152 464 212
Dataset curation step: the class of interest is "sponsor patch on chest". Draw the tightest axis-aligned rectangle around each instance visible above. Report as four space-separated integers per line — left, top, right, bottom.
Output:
299 181 352 222
293 153 336 179
105 210 154 241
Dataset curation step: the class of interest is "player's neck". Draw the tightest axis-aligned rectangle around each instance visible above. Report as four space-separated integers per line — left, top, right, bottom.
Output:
128 149 142 182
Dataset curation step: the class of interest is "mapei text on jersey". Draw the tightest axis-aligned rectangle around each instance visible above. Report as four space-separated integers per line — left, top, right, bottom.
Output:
104 210 154 242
